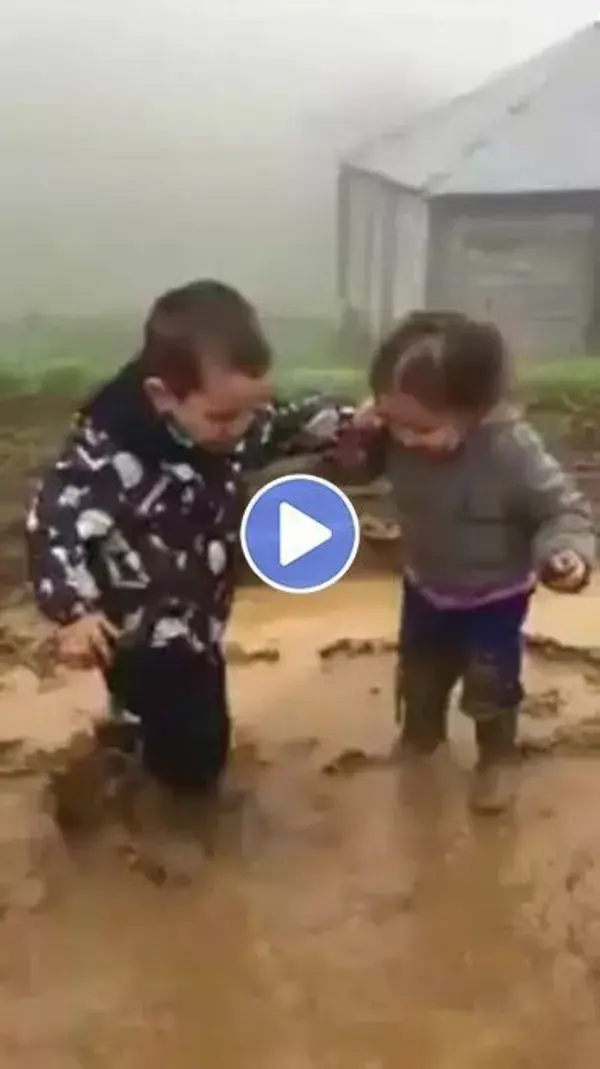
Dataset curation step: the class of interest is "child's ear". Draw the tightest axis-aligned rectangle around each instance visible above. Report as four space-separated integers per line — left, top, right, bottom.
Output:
143 377 172 412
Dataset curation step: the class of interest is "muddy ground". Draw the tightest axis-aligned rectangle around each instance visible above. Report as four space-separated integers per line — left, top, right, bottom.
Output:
4 398 600 1067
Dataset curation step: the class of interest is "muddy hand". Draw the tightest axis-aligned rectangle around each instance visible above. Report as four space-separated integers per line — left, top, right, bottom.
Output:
352 397 381 431
541 550 588 593
325 402 382 472
57 613 121 669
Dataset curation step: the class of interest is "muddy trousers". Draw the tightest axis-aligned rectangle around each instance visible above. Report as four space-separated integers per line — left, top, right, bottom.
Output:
398 582 531 765
103 645 230 795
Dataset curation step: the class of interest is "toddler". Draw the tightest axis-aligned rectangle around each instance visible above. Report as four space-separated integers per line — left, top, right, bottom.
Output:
335 311 595 813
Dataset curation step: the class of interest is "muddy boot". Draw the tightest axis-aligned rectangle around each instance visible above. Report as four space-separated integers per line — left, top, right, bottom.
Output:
468 761 518 815
393 646 461 759
469 707 519 816
127 779 207 886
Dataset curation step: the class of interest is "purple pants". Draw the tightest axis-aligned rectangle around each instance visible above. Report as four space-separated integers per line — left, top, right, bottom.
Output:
397 581 531 761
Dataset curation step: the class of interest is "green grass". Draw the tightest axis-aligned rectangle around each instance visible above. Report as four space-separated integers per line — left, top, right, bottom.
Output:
1 314 600 409
0 313 359 400
277 364 364 398
522 358 600 384
520 357 600 411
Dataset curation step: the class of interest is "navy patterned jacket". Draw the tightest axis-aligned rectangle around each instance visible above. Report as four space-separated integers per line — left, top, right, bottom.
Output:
26 359 353 656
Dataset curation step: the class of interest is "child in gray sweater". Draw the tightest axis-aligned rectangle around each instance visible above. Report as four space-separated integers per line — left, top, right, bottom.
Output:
335 311 595 813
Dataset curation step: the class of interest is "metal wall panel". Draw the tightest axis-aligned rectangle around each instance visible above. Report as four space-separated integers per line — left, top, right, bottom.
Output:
340 169 428 339
432 210 594 358
387 189 429 325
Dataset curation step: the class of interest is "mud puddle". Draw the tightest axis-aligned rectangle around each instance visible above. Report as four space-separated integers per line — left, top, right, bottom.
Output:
4 579 600 1066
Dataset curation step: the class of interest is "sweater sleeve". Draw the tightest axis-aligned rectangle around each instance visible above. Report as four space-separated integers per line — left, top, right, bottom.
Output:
506 420 596 573
25 419 123 624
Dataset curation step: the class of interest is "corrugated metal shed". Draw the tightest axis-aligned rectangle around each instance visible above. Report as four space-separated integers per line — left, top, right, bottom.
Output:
348 23 600 197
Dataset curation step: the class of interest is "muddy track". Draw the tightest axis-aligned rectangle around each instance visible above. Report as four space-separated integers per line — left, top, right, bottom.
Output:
2 585 600 905
4 594 600 1066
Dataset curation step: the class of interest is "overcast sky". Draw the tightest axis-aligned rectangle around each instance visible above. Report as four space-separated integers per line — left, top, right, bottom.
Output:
0 0 598 318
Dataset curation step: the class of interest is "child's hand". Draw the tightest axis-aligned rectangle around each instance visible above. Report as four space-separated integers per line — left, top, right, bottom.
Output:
353 398 381 431
325 424 368 470
541 550 589 593
56 613 120 669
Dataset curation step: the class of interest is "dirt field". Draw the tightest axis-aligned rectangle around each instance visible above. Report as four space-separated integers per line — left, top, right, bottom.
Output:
4 400 600 1067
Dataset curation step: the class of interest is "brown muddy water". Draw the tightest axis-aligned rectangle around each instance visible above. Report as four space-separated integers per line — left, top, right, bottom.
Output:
5 576 600 1067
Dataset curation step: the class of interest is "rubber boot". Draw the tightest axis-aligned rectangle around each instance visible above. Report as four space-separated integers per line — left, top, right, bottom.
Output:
394 647 461 759
469 708 519 816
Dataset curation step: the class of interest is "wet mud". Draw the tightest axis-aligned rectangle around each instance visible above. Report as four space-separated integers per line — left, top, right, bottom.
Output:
4 402 600 1065
1 581 600 1066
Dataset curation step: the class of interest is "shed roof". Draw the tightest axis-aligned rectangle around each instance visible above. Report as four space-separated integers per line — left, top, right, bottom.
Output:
347 23 600 197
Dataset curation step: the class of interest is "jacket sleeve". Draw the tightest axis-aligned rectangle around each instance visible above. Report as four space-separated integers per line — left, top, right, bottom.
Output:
25 419 123 625
240 396 356 470
507 420 596 573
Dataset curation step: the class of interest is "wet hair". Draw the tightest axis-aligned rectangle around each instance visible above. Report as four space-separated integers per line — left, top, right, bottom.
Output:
369 310 507 414
139 280 272 397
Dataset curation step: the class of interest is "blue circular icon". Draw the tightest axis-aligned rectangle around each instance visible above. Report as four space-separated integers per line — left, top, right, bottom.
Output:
240 474 361 594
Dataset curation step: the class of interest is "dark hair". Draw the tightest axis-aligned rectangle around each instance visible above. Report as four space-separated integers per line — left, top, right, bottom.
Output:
139 280 272 397
369 310 507 414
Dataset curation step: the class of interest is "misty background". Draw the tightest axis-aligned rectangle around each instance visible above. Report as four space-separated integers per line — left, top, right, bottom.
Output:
0 0 599 322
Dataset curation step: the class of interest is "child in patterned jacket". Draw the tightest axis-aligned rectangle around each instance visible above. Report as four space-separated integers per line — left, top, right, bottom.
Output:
26 280 354 878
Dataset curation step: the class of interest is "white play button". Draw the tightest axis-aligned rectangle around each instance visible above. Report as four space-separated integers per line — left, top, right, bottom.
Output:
278 501 333 567
240 473 361 594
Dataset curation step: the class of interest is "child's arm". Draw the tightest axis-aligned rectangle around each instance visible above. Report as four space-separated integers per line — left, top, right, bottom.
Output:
25 418 121 626
507 421 595 591
240 395 357 469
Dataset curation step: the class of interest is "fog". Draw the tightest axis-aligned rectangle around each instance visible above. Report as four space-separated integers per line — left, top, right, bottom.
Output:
0 0 598 318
